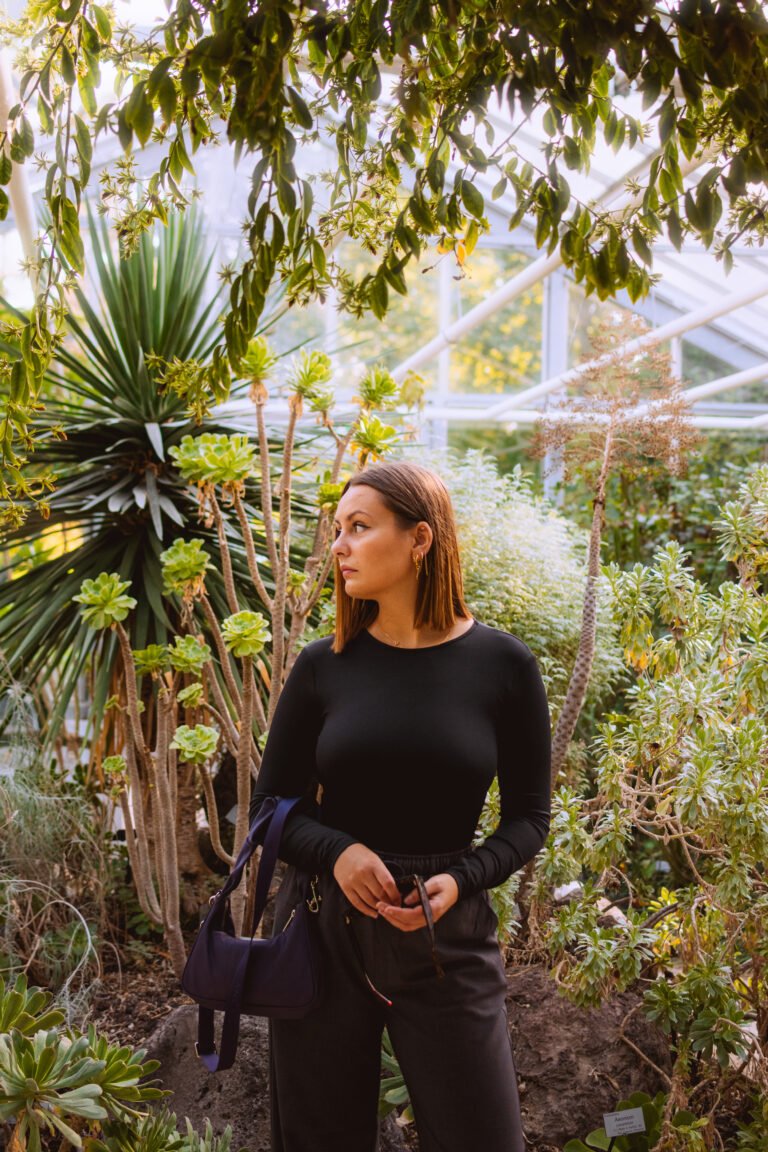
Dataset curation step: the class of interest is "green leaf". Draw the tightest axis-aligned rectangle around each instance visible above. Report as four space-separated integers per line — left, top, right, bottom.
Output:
722 153 746 198
60 43 76 86
460 178 485 219
92 4 111 38
74 115 92 166
286 85 313 129
12 115 34 160
667 209 683 252
78 72 97 117
133 90 154 146
632 226 652 267
684 188 702 229
157 75 177 125
658 168 676 206
369 273 389 319
658 97 676 145
55 194 85 271
148 57 173 98
117 108 132 151
38 94 54 134
173 131 195 174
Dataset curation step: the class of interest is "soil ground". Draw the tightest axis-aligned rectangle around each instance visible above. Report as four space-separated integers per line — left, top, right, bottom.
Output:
83 950 672 1152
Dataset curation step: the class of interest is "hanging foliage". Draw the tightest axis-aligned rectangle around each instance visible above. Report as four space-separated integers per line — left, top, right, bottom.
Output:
3 1 768 519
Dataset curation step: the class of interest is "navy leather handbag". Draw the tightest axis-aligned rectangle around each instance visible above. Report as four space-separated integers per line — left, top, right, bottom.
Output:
181 796 320 1071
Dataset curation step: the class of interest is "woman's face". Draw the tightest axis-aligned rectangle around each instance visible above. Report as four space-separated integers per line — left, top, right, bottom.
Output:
331 485 424 600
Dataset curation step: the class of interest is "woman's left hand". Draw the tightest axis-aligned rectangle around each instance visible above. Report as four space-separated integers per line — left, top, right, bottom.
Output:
375 873 459 932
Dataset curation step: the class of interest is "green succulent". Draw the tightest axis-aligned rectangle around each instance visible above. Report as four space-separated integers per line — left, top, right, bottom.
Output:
132 645 170 676
83 1109 183 1152
241 335 277 382
168 634 212 675
221 611 271 658
0 978 166 1152
170 724 219 764
0 1029 109 1148
169 433 257 487
378 1029 414 1126
85 1026 164 1119
73 573 137 630
289 350 333 399
351 415 399 462
0 974 64 1036
177 681 205 708
287 568 307 593
102 756 128 800
357 365 399 411
160 538 211 597
398 370 427 411
317 480 345 513
307 384 335 416
103 755 127 778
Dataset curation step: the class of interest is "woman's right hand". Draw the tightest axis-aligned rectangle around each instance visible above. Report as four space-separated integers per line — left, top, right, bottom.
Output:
333 843 400 918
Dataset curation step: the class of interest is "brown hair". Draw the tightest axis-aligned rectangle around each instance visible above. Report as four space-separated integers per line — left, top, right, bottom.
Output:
333 460 471 652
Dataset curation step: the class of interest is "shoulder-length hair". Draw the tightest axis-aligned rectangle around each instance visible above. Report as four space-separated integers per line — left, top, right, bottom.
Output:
333 460 471 652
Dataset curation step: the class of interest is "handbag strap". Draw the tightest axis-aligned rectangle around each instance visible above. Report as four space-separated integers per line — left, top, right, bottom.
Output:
248 795 298 935
195 794 301 1072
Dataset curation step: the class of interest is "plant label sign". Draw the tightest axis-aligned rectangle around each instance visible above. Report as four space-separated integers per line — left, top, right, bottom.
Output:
603 1108 646 1137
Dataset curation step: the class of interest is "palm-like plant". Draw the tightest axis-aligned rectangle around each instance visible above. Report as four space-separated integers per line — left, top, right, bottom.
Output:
0 208 294 743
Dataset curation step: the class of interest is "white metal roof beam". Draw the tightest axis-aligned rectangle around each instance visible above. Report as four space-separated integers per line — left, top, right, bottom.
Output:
486 273 768 420
422 405 768 431
683 362 768 403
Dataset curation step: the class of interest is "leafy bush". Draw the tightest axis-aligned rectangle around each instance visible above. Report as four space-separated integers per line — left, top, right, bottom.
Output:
537 465 768 1132
0 975 243 1152
418 447 624 733
0 666 107 999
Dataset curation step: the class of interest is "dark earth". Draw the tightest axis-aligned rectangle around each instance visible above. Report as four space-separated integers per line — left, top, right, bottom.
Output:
86 953 671 1152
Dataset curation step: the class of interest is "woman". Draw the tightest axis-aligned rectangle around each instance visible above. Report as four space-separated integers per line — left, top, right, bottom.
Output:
249 460 551 1152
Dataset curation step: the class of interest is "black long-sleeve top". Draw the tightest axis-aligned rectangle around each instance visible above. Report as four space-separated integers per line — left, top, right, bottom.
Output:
248 619 552 898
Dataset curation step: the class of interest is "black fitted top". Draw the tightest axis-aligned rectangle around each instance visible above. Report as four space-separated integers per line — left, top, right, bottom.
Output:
248 619 552 898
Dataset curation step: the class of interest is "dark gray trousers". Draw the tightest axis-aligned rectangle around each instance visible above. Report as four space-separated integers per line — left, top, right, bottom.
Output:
270 851 525 1152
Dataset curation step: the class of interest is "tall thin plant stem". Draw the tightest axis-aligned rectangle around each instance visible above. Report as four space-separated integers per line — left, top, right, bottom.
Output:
232 488 273 611
549 427 614 785
268 399 300 723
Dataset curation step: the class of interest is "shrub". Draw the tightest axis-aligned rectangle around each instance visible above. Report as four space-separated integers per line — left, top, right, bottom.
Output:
0 974 243 1152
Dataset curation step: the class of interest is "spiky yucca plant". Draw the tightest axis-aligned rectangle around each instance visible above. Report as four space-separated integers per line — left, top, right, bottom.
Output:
0 208 286 744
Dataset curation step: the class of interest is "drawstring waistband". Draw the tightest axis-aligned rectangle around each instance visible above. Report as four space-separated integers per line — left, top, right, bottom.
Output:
344 847 473 1005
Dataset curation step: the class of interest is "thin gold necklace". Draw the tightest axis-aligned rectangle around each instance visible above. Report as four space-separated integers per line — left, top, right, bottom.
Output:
376 624 452 649
378 625 403 647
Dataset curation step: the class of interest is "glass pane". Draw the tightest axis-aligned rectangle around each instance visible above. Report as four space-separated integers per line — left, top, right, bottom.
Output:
449 249 542 394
